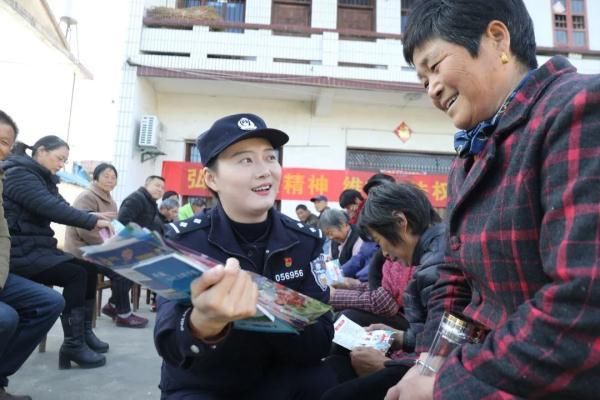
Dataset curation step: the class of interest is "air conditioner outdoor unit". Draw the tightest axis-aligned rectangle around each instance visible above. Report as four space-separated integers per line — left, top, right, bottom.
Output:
138 115 160 148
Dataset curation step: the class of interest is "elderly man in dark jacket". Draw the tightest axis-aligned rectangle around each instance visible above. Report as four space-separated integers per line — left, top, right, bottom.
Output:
118 175 165 232
117 175 165 319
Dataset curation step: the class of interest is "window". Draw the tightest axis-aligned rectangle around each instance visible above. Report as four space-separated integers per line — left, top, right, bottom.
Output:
552 0 587 48
272 0 311 28
346 148 453 215
337 0 375 37
346 149 453 175
185 142 201 163
401 0 415 34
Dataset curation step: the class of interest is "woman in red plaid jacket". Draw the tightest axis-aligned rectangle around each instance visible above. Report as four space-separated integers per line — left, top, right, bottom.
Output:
387 1 600 399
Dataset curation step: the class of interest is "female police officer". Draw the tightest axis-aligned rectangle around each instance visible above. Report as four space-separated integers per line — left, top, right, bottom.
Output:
154 114 336 399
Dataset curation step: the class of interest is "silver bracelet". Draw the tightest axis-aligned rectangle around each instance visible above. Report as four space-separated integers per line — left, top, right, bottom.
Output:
415 359 438 374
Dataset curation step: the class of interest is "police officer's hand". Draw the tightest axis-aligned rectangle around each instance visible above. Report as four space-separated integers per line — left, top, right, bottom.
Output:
189 258 258 339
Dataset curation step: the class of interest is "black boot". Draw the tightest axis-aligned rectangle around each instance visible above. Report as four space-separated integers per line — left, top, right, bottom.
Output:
84 299 109 353
59 307 106 369
0 386 32 400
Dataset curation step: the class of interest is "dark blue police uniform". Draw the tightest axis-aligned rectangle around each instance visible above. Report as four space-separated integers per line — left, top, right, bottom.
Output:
154 203 336 399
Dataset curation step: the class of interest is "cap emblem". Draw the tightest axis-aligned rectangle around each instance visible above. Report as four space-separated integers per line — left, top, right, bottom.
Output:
238 118 257 131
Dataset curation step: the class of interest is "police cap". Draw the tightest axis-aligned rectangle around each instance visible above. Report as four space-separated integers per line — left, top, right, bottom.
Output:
197 113 289 165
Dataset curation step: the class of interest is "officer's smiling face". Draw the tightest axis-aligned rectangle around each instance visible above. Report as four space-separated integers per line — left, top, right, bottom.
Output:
205 137 281 223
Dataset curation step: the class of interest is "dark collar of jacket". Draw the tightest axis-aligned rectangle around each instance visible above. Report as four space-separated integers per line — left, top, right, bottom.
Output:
490 56 575 144
449 56 575 221
159 212 172 225
137 186 157 205
332 224 360 265
1 154 59 185
89 182 114 205
207 202 299 259
412 223 447 266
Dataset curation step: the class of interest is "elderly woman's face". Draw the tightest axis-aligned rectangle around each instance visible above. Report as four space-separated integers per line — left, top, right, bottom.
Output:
324 224 349 243
413 37 507 130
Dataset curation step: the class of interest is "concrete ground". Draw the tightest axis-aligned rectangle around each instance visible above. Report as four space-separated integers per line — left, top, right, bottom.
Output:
7 293 162 400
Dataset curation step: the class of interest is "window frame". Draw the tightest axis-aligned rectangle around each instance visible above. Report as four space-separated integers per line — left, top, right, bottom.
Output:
401 0 415 34
551 0 588 49
337 0 376 39
271 0 312 35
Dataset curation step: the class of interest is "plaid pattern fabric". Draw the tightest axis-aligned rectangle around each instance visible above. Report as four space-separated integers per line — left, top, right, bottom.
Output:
429 57 600 399
329 282 400 317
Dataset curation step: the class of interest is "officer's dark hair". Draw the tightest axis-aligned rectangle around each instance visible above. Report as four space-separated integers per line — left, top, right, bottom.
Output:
0 110 19 138
339 189 364 209
93 163 118 181
12 135 69 157
296 204 309 211
204 158 219 199
145 175 165 185
402 0 537 70
359 182 441 245
363 173 395 195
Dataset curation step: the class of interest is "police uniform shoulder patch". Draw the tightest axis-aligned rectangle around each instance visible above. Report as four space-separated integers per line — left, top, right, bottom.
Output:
281 214 322 239
164 215 210 239
310 256 329 291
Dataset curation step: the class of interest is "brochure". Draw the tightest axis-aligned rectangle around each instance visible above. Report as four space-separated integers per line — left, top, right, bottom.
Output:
310 255 344 286
81 224 332 333
333 314 395 352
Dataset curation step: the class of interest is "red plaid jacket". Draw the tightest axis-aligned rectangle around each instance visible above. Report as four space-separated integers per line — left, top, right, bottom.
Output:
427 57 600 399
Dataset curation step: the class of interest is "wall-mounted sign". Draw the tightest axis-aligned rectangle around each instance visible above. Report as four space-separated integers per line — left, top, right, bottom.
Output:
162 161 449 208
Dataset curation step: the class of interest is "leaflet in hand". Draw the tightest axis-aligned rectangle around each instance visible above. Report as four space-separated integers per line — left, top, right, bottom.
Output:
333 315 395 352
81 223 331 334
310 254 344 286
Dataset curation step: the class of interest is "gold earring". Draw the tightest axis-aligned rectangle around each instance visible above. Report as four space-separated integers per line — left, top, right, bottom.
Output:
500 52 509 64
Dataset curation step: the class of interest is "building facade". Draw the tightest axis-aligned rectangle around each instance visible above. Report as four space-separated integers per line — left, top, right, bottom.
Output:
113 0 600 217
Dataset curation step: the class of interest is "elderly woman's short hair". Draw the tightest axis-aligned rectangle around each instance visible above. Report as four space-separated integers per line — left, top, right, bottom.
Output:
189 197 206 207
159 198 179 210
402 0 537 70
319 208 349 230
358 182 441 245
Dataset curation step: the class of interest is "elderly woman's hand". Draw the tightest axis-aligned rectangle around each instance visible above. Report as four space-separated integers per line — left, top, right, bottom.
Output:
94 218 113 233
365 324 404 349
384 362 434 400
350 347 389 377
331 277 361 289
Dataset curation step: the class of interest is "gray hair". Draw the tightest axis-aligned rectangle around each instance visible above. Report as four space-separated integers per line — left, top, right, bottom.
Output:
189 197 207 207
319 208 348 230
159 198 179 210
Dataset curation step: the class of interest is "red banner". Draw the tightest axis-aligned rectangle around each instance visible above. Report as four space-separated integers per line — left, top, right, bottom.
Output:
162 161 448 208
